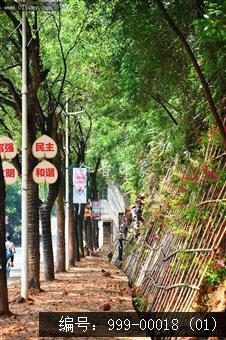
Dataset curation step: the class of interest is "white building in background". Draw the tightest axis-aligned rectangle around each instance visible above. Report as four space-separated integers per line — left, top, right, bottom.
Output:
98 183 126 248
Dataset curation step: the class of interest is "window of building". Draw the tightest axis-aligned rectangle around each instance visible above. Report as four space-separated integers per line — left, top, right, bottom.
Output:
99 186 108 200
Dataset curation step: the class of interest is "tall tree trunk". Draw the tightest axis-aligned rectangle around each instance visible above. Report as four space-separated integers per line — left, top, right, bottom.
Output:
40 204 54 281
26 109 40 290
28 177 40 290
40 181 59 281
74 205 80 262
40 115 61 279
78 205 85 258
84 216 93 252
84 217 88 247
69 203 75 266
0 158 9 315
154 0 226 149
91 220 96 250
90 157 101 250
56 186 65 273
87 217 93 250
95 220 99 249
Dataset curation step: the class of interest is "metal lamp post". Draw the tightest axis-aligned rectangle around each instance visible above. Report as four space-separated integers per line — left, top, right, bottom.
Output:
65 100 84 270
21 8 28 300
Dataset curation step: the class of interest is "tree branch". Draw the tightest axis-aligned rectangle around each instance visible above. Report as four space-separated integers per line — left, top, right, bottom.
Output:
84 112 93 144
150 94 178 125
0 63 20 73
0 96 17 110
153 0 226 148
65 8 89 60
51 8 90 115
3 7 22 47
0 75 21 118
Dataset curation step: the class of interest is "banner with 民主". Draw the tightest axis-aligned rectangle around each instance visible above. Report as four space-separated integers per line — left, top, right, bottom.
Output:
73 168 87 204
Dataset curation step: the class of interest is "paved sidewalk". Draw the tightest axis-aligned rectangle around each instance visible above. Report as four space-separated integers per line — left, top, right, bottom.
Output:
0 252 136 340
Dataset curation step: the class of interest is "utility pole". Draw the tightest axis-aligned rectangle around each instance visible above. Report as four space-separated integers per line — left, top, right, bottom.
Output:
65 100 84 270
21 8 28 300
65 100 70 270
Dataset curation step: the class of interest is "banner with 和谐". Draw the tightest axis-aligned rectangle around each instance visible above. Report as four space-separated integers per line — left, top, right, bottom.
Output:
73 168 87 204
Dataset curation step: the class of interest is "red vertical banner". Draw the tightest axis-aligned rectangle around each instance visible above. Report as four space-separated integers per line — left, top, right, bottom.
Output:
91 201 101 220
73 168 87 204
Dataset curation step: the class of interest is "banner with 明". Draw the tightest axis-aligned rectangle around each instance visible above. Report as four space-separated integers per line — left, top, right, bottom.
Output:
73 168 87 204
91 201 101 220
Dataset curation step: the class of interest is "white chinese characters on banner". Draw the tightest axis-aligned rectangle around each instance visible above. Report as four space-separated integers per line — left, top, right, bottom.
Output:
2 161 18 185
0 136 17 160
73 168 87 204
32 135 57 159
32 160 58 184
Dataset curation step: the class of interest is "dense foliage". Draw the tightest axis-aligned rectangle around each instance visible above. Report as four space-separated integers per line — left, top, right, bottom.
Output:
0 0 225 311
0 0 225 199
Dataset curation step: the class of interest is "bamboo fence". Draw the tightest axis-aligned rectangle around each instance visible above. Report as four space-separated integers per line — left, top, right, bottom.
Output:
113 130 226 315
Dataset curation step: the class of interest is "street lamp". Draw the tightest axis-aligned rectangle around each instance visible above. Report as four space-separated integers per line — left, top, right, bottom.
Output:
65 100 84 270
21 7 28 300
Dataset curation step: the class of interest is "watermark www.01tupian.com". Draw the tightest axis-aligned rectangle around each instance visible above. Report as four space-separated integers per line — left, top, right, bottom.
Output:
0 1 61 11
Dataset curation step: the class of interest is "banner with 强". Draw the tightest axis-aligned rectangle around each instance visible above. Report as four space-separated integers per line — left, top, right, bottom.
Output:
73 168 87 204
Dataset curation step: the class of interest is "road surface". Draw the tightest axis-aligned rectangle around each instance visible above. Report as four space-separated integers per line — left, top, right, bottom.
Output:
8 239 56 285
